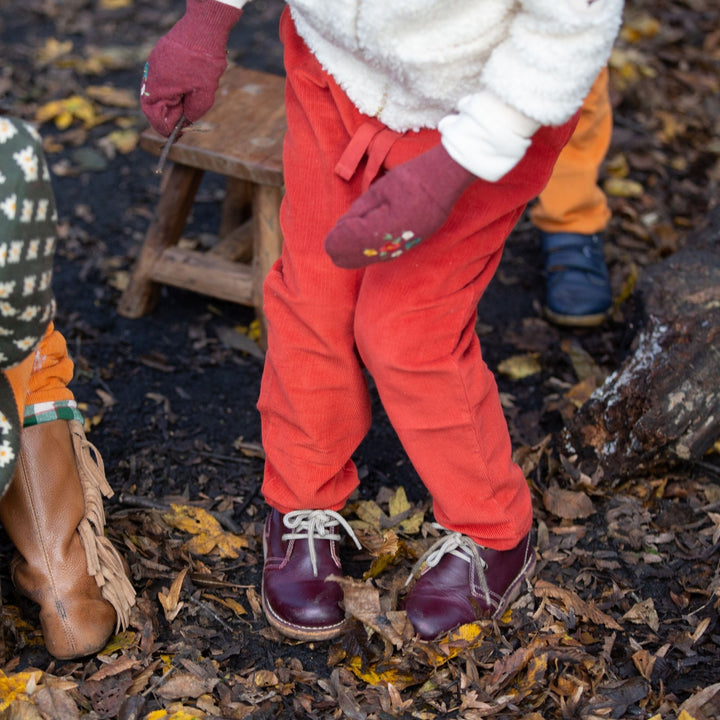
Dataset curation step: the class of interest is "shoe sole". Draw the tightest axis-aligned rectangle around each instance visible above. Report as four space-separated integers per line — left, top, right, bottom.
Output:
261 590 348 641
543 305 609 328
261 533 348 642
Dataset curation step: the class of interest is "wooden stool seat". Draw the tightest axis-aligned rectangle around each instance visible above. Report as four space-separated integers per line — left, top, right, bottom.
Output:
119 66 286 344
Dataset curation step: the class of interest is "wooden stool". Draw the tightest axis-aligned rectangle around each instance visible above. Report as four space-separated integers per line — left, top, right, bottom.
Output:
119 66 286 345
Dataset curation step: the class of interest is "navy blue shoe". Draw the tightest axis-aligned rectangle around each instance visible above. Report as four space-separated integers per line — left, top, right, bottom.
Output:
541 232 612 327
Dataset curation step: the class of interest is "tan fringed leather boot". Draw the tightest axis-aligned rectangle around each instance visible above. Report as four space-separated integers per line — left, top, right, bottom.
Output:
0 419 135 659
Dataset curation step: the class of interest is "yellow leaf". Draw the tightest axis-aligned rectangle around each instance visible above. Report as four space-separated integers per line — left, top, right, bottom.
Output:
447 622 484 644
497 353 541 380
515 654 548 693
105 129 139 154
346 656 416 687
608 47 656 91
253 670 279 687
354 499 385 532
164 503 217 535
364 552 395 579
657 110 686 143
620 14 661 43
605 152 630 178
35 38 74 66
615 261 639 306
248 318 261 342
86 84 139 109
388 486 411 518
163 504 248 559
100 0 133 7
431 623 487 664
185 533 224 555
399 510 425 535
678 712 699 720
0 670 43 711
35 95 102 130
603 176 645 199
101 630 138 654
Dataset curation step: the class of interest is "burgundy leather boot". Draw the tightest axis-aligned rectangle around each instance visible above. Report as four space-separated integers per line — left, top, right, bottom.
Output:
403 528 536 640
262 508 361 641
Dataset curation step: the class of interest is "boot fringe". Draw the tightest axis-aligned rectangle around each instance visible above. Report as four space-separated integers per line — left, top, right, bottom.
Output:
70 420 136 631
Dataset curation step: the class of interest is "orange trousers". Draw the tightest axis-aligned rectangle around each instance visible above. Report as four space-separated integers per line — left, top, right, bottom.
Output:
531 67 612 234
4 322 75 425
257 11 577 550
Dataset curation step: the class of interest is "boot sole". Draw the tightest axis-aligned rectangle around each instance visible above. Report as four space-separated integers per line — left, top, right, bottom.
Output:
543 305 609 328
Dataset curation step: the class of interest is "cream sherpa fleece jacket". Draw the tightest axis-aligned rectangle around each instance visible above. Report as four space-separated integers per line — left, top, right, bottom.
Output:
216 0 623 181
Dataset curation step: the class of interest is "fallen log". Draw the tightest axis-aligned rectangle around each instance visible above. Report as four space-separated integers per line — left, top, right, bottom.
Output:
563 205 720 481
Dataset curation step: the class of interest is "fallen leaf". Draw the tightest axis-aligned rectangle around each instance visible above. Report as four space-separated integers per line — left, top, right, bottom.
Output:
497 353 542 380
603 176 645 198
162 504 249 559
35 95 104 129
623 598 660 632
158 567 189 622
543 483 595 520
329 575 404 649
678 683 720 720
156 672 220 700
534 580 623 630
0 670 43 711
85 84 138 108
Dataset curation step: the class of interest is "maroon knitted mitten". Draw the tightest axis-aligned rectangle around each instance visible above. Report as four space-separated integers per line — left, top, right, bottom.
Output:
324 144 475 269
141 0 242 137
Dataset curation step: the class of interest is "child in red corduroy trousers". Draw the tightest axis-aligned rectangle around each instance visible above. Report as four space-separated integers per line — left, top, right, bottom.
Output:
141 0 624 641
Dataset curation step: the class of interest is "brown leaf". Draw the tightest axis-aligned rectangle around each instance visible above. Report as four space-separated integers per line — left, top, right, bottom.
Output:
86 655 140 683
0 700 44 720
534 580 623 630
34 685 81 720
158 566 189 622
79 672 134 718
329 575 404 649
155 672 220 700
679 682 720 720
623 598 660 632
542 482 595 520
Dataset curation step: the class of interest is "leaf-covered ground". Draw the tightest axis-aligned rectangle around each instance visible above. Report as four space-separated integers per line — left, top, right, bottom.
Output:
1 1 719 719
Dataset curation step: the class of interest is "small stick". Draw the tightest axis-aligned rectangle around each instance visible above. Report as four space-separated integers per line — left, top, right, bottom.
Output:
154 114 186 175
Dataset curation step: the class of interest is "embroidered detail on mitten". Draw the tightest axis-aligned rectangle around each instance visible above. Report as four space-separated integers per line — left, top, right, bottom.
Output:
362 231 424 261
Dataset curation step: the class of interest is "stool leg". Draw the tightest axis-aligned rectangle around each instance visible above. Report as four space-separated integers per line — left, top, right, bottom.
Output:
252 184 283 349
211 177 254 263
118 163 203 318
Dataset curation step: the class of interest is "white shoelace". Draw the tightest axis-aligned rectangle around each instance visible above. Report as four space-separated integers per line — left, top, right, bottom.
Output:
406 525 490 603
282 509 362 577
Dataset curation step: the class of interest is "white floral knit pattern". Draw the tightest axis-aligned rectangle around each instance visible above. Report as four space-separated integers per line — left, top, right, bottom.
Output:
0 117 56 365
0 117 57 496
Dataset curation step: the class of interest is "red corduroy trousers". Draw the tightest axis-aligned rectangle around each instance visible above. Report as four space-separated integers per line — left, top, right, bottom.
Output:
258 9 577 550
